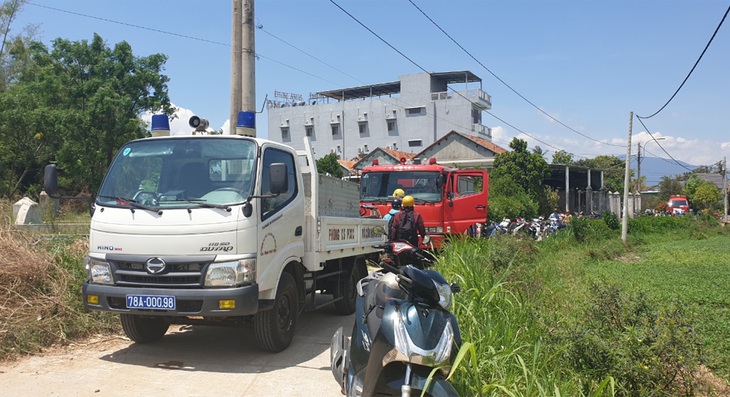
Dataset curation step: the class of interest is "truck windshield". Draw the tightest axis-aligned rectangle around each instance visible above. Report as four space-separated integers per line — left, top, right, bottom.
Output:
97 138 257 208
360 171 442 203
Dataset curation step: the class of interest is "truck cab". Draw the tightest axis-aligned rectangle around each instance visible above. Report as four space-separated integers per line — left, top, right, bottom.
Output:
667 195 690 215
360 158 489 248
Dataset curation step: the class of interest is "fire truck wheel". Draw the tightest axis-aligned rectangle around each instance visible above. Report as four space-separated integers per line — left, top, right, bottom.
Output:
254 272 298 352
120 314 169 343
333 257 366 315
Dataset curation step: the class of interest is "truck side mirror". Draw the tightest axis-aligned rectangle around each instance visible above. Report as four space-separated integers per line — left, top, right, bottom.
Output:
269 163 288 195
44 164 59 197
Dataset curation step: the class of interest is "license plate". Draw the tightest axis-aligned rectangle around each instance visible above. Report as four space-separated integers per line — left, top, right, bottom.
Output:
126 294 176 310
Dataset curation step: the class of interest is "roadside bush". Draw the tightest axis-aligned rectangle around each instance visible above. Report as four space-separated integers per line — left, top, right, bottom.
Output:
571 217 615 244
486 233 538 271
603 211 620 230
0 201 117 360
560 281 702 396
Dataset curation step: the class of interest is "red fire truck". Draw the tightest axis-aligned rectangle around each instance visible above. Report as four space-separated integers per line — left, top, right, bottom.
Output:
359 157 489 248
667 194 690 215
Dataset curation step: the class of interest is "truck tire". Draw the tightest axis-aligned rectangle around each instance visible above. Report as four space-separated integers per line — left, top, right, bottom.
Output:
333 257 366 315
120 314 169 343
254 272 298 353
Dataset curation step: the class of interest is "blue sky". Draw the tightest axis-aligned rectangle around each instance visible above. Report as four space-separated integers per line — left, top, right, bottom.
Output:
11 0 730 184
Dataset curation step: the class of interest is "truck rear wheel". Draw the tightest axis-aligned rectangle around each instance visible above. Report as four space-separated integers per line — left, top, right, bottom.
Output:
120 314 169 343
254 272 298 353
333 257 366 315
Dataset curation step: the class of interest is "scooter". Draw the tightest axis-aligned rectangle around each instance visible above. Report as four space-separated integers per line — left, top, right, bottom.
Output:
330 241 462 396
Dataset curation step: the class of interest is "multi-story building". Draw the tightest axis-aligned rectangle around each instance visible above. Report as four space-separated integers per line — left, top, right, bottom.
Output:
266 71 492 160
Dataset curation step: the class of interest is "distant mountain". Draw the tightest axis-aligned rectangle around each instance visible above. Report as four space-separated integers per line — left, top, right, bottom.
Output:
621 155 697 187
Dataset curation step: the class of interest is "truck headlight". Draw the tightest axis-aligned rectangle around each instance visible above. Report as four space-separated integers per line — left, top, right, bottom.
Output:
205 259 256 287
86 257 113 285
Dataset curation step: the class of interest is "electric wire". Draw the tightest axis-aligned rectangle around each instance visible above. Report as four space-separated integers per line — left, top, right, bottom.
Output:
407 0 622 148
634 116 693 172
327 0 576 156
637 3 730 119
27 2 342 87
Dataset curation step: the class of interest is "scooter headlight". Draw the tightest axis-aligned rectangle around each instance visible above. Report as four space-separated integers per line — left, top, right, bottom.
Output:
391 311 454 367
434 280 452 309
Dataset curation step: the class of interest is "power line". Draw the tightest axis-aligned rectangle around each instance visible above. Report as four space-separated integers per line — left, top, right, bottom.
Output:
637 3 730 119
634 116 693 172
407 0 623 148
27 2 342 87
328 0 582 157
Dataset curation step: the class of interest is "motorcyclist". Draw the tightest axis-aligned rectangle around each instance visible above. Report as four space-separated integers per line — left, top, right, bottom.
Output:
383 189 405 236
390 195 429 247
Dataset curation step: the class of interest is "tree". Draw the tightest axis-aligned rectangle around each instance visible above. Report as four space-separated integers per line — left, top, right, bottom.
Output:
692 182 721 212
575 155 628 193
491 138 551 215
657 176 684 202
316 152 343 178
0 33 173 197
551 150 575 165
0 0 35 92
682 175 705 204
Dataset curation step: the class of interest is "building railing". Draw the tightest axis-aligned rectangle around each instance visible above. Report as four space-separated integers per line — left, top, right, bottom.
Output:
471 124 492 138
431 89 491 109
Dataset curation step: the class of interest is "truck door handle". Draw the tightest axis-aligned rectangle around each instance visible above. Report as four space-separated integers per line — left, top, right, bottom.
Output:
295 226 302 236
475 205 486 209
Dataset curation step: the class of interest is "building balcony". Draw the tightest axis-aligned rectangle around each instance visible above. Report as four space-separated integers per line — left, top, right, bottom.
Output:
472 123 492 138
465 89 491 110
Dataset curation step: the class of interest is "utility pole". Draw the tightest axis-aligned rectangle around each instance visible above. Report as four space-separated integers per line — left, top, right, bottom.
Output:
621 112 633 243
636 142 642 193
722 157 727 223
230 0 242 133
230 0 256 136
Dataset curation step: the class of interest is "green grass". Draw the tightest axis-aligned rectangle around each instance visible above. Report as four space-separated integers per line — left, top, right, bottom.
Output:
585 235 730 380
437 216 730 396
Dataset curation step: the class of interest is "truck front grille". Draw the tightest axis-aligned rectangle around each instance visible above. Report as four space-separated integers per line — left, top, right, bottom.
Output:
109 258 210 288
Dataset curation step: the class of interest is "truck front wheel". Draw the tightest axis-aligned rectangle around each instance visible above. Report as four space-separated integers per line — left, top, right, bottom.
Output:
120 314 169 343
254 272 298 353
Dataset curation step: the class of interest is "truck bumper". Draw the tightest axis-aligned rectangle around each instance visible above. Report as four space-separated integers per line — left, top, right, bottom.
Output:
82 282 260 317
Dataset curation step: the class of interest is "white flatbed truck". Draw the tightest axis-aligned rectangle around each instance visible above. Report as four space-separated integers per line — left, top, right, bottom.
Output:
44 117 385 352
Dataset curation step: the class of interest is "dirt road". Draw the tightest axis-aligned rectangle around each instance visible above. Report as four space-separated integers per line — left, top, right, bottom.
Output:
0 307 352 396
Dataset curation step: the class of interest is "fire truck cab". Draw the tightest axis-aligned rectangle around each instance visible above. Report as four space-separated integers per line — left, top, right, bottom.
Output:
360 157 489 248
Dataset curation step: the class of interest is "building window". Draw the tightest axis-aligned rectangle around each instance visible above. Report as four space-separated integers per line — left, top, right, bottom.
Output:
408 139 422 147
406 107 425 116
387 120 396 131
331 125 339 135
280 127 289 139
359 123 367 134
306 126 313 137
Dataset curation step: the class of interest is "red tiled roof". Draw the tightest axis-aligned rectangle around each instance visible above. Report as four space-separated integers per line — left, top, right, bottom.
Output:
460 132 507 154
383 148 416 161
338 160 357 173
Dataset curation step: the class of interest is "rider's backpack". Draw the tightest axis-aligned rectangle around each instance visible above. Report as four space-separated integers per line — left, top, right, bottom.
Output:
396 210 416 242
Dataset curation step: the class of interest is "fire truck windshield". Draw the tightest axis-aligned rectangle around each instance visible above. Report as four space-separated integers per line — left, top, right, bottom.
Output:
360 171 442 203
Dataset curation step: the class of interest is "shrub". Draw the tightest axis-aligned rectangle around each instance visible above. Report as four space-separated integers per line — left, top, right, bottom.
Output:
572 217 615 244
560 281 702 396
603 211 620 230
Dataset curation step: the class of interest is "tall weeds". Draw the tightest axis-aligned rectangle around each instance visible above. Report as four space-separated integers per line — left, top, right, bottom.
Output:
0 201 116 361
435 237 608 396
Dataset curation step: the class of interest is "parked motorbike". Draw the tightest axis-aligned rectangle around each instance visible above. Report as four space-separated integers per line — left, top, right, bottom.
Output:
330 241 462 396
